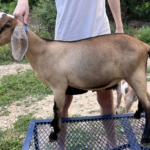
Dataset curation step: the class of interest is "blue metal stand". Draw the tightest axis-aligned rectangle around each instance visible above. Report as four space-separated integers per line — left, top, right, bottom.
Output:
22 113 150 150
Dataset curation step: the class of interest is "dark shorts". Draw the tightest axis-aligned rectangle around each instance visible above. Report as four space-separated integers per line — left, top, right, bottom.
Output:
66 86 87 95
65 84 118 95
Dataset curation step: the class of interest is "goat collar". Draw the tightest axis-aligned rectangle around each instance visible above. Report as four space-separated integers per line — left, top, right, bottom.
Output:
24 24 28 34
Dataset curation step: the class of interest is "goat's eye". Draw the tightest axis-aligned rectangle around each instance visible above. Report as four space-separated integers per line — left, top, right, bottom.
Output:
0 24 11 34
4 24 10 29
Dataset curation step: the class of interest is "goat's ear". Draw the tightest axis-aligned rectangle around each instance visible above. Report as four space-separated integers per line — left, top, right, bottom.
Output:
11 25 28 62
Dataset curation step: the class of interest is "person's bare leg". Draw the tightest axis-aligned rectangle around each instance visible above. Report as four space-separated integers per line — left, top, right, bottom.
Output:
58 95 73 150
97 90 116 148
62 95 73 118
97 90 115 115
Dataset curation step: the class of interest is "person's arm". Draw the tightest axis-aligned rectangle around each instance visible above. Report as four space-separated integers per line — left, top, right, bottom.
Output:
13 0 29 24
107 0 124 33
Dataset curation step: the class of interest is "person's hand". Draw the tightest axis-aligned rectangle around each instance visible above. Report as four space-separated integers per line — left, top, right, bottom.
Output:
115 25 124 33
13 0 29 25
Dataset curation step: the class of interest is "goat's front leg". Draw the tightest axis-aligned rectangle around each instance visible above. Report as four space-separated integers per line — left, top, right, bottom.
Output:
49 89 66 142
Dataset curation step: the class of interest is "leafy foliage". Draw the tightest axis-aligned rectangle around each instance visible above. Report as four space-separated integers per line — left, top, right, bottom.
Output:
33 0 56 39
134 2 150 22
0 0 39 12
107 0 150 22
138 26 150 45
0 1 17 13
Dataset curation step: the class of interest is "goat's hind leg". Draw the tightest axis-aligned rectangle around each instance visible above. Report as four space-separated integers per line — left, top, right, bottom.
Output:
135 93 150 144
140 92 150 144
134 101 144 119
129 78 150 144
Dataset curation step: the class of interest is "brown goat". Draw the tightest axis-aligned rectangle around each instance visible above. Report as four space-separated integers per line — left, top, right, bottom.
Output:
0 12 150 144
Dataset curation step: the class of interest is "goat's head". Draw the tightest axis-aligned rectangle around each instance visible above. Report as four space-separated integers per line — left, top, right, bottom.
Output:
0 12 28 61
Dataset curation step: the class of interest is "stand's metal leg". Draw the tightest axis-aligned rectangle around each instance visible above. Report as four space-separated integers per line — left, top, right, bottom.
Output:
34 126 40 150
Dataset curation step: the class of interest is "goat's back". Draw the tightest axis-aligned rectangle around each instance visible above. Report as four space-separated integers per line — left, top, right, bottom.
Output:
50 34 149 90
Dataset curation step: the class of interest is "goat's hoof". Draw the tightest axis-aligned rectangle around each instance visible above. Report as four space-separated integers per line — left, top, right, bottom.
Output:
49 131 58 142
141 136 150 145
50 120 55 127
134 112 141 119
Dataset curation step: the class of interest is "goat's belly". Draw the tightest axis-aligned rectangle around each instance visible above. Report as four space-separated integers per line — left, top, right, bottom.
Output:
68 77 121 91
86 80 120 90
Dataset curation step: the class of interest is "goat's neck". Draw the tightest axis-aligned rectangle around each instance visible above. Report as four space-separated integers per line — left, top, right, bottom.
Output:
25 29 48 68
26 29 47 55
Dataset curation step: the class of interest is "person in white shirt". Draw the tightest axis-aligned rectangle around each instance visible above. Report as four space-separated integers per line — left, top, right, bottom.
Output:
13 0 124 148
53 0 124 119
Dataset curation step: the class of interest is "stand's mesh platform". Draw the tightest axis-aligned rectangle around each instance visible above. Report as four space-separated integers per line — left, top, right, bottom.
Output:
23 113 150 150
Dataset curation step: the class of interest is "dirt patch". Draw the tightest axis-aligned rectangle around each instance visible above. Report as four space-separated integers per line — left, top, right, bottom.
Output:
0 62 31 79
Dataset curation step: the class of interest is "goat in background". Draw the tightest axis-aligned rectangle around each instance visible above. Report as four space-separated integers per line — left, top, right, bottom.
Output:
0 12 150 144
116 80 137 113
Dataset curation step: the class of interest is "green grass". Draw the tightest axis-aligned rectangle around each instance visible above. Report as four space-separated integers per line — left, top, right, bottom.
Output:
0 31 53 148
147 68 150 74
0 69 52 108
0 114 37 150
147 78 150 82
88 109 99 114
0 44 28 65
0 107 10 116
71 114 82 118
147 67 150 82
66 128 94 149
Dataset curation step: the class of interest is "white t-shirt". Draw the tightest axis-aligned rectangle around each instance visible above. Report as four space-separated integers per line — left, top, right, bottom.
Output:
55 0 110 41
